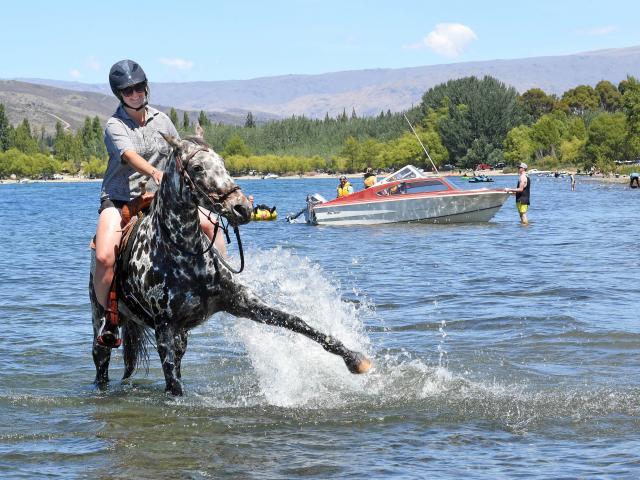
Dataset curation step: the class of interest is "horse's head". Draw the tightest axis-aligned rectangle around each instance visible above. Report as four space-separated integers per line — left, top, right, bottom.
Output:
162 134 252 226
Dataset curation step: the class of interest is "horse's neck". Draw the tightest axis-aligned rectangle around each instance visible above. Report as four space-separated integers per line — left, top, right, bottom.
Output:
152 169 201 246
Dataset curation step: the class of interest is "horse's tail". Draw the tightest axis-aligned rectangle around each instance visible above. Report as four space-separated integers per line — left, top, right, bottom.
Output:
122 320 152 380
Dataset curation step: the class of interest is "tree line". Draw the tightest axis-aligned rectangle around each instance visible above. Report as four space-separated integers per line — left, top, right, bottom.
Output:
0 107 107 178
1 74 640 179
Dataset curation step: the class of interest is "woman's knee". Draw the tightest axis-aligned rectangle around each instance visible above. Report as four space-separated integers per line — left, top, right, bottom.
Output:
95 248 116 269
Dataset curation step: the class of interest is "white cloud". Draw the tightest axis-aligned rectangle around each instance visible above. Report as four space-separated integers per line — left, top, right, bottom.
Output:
159 57 194 70
86 56 101 71
419 23 477 57
69 69 81 78
580 25 617 36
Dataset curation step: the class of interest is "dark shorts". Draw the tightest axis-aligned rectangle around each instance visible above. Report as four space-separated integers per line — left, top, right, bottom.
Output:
98 198 128 214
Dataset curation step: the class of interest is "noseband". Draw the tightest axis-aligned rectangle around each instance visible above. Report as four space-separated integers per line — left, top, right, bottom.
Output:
178 146 240 212
169 144 245 273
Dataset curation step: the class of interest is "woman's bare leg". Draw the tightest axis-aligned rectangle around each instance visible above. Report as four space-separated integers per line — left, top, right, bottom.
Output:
198 208 227 256
93 207 123 309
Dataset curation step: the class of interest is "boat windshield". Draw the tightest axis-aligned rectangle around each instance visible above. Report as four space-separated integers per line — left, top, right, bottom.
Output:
379 165 425 184
377 179 450 196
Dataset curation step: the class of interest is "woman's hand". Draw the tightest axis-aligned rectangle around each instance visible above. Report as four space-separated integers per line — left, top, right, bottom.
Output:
150 169 164 185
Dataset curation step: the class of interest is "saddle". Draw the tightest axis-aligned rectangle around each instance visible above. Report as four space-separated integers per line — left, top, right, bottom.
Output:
92 190 155 348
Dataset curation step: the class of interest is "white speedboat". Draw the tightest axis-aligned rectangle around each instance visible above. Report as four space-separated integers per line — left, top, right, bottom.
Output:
262 173 279 179
304 165 509 226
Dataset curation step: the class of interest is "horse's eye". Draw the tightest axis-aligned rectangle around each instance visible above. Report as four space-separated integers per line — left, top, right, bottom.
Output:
192 164 204 174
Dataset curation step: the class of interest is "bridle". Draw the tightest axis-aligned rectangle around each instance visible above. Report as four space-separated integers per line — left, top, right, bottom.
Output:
164 143 246 273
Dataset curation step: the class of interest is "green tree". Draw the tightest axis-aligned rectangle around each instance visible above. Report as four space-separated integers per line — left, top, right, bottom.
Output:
0 104 12 151
169 108 179 127
12 119 38 155
182 111 190 130
244 111 255 128
341 136 360 172
584 112 630 165
222 134 251 157
503 125 535 164
529 113 567 159
622 76 640 156
560 85 599 115
419 76 527 167
519 88 556 120
54 132 84 170
595 80 622 112
198 110 210 127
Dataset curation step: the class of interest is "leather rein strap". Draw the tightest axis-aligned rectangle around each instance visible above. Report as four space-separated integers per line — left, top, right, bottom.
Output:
170 144 246 273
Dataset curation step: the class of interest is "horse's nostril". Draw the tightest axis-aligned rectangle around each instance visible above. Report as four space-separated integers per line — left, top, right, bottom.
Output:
233 204 251 218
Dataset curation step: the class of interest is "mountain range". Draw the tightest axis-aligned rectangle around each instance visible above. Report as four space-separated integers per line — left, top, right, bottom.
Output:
3 45 640 133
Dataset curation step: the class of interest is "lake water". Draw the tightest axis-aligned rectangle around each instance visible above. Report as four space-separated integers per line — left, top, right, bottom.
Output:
1 174 639 479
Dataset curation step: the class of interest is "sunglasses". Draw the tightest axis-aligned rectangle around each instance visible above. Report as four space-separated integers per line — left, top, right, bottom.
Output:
120 83 146 97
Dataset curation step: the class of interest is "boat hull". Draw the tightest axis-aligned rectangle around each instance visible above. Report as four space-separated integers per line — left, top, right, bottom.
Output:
307 190 509 226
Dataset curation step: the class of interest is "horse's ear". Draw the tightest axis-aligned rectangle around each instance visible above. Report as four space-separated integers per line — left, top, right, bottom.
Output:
160 133 181 149
161 133 184 171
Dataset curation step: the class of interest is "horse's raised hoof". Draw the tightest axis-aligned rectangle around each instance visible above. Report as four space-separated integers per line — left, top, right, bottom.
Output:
344 352 372 374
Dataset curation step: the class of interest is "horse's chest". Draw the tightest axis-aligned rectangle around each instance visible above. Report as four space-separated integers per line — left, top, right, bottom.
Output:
126 241 220 316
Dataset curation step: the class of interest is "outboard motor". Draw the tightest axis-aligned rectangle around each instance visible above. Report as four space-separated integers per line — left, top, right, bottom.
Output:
304 193 327 224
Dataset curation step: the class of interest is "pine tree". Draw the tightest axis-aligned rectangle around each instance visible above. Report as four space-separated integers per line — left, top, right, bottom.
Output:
54 121 65 141
0 103 11 151
198 110 210 127
244 111 256 128
351 107 357 119
182 111 190 130
12 118 38 155
169 108 179 127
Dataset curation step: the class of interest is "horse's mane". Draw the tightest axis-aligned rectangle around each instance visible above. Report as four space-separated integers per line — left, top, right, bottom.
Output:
183 136 212 149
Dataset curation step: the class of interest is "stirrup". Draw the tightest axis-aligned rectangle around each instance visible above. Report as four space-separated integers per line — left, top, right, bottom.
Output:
96 317 122 348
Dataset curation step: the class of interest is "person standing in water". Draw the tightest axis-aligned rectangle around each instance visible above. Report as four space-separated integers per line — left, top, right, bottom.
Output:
570 173 576 191
506 162 531 224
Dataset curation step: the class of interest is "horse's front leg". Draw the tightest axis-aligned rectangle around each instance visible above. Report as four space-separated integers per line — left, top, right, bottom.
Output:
90 283 111 387
226 285 371 374
175 329 188 380
154 320 184 395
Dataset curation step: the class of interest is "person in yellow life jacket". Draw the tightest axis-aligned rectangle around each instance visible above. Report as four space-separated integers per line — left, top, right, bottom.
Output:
363 167 377 189
337 175 354 198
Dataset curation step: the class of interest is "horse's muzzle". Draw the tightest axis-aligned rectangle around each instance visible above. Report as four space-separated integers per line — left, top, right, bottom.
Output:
231 203 252 225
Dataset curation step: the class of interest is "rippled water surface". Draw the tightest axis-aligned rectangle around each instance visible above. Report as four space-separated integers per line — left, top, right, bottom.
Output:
1 175 639 479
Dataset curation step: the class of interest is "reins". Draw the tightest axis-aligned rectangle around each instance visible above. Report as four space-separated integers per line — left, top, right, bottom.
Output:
160 143 246 273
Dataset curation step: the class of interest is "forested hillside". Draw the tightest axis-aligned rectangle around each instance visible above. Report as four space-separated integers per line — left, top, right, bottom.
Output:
1 74 639 179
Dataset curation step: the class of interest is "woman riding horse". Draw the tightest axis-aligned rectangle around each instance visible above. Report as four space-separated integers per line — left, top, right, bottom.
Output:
93 59 225 347
90 62 371 395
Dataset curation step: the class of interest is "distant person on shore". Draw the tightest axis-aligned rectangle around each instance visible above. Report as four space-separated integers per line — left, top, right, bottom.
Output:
337 175 353 198
506 162 531 225
92 59 225 347
570 173 576 191
363 167 377 189
630 172 640 188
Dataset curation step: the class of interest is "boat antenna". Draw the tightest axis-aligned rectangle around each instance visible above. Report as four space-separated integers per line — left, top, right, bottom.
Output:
403 113 440 176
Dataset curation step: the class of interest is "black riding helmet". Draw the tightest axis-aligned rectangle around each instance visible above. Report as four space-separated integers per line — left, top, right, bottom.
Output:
109 59 148 110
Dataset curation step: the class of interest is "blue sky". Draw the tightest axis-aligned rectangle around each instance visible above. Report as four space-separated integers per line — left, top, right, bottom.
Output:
3 0 640 84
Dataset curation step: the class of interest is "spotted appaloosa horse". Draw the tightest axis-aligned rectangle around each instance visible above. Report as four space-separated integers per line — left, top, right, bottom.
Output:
89 136 371 395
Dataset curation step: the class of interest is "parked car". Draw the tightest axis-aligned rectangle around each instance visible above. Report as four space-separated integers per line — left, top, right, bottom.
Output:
494 162 506 169
476 163 492 170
